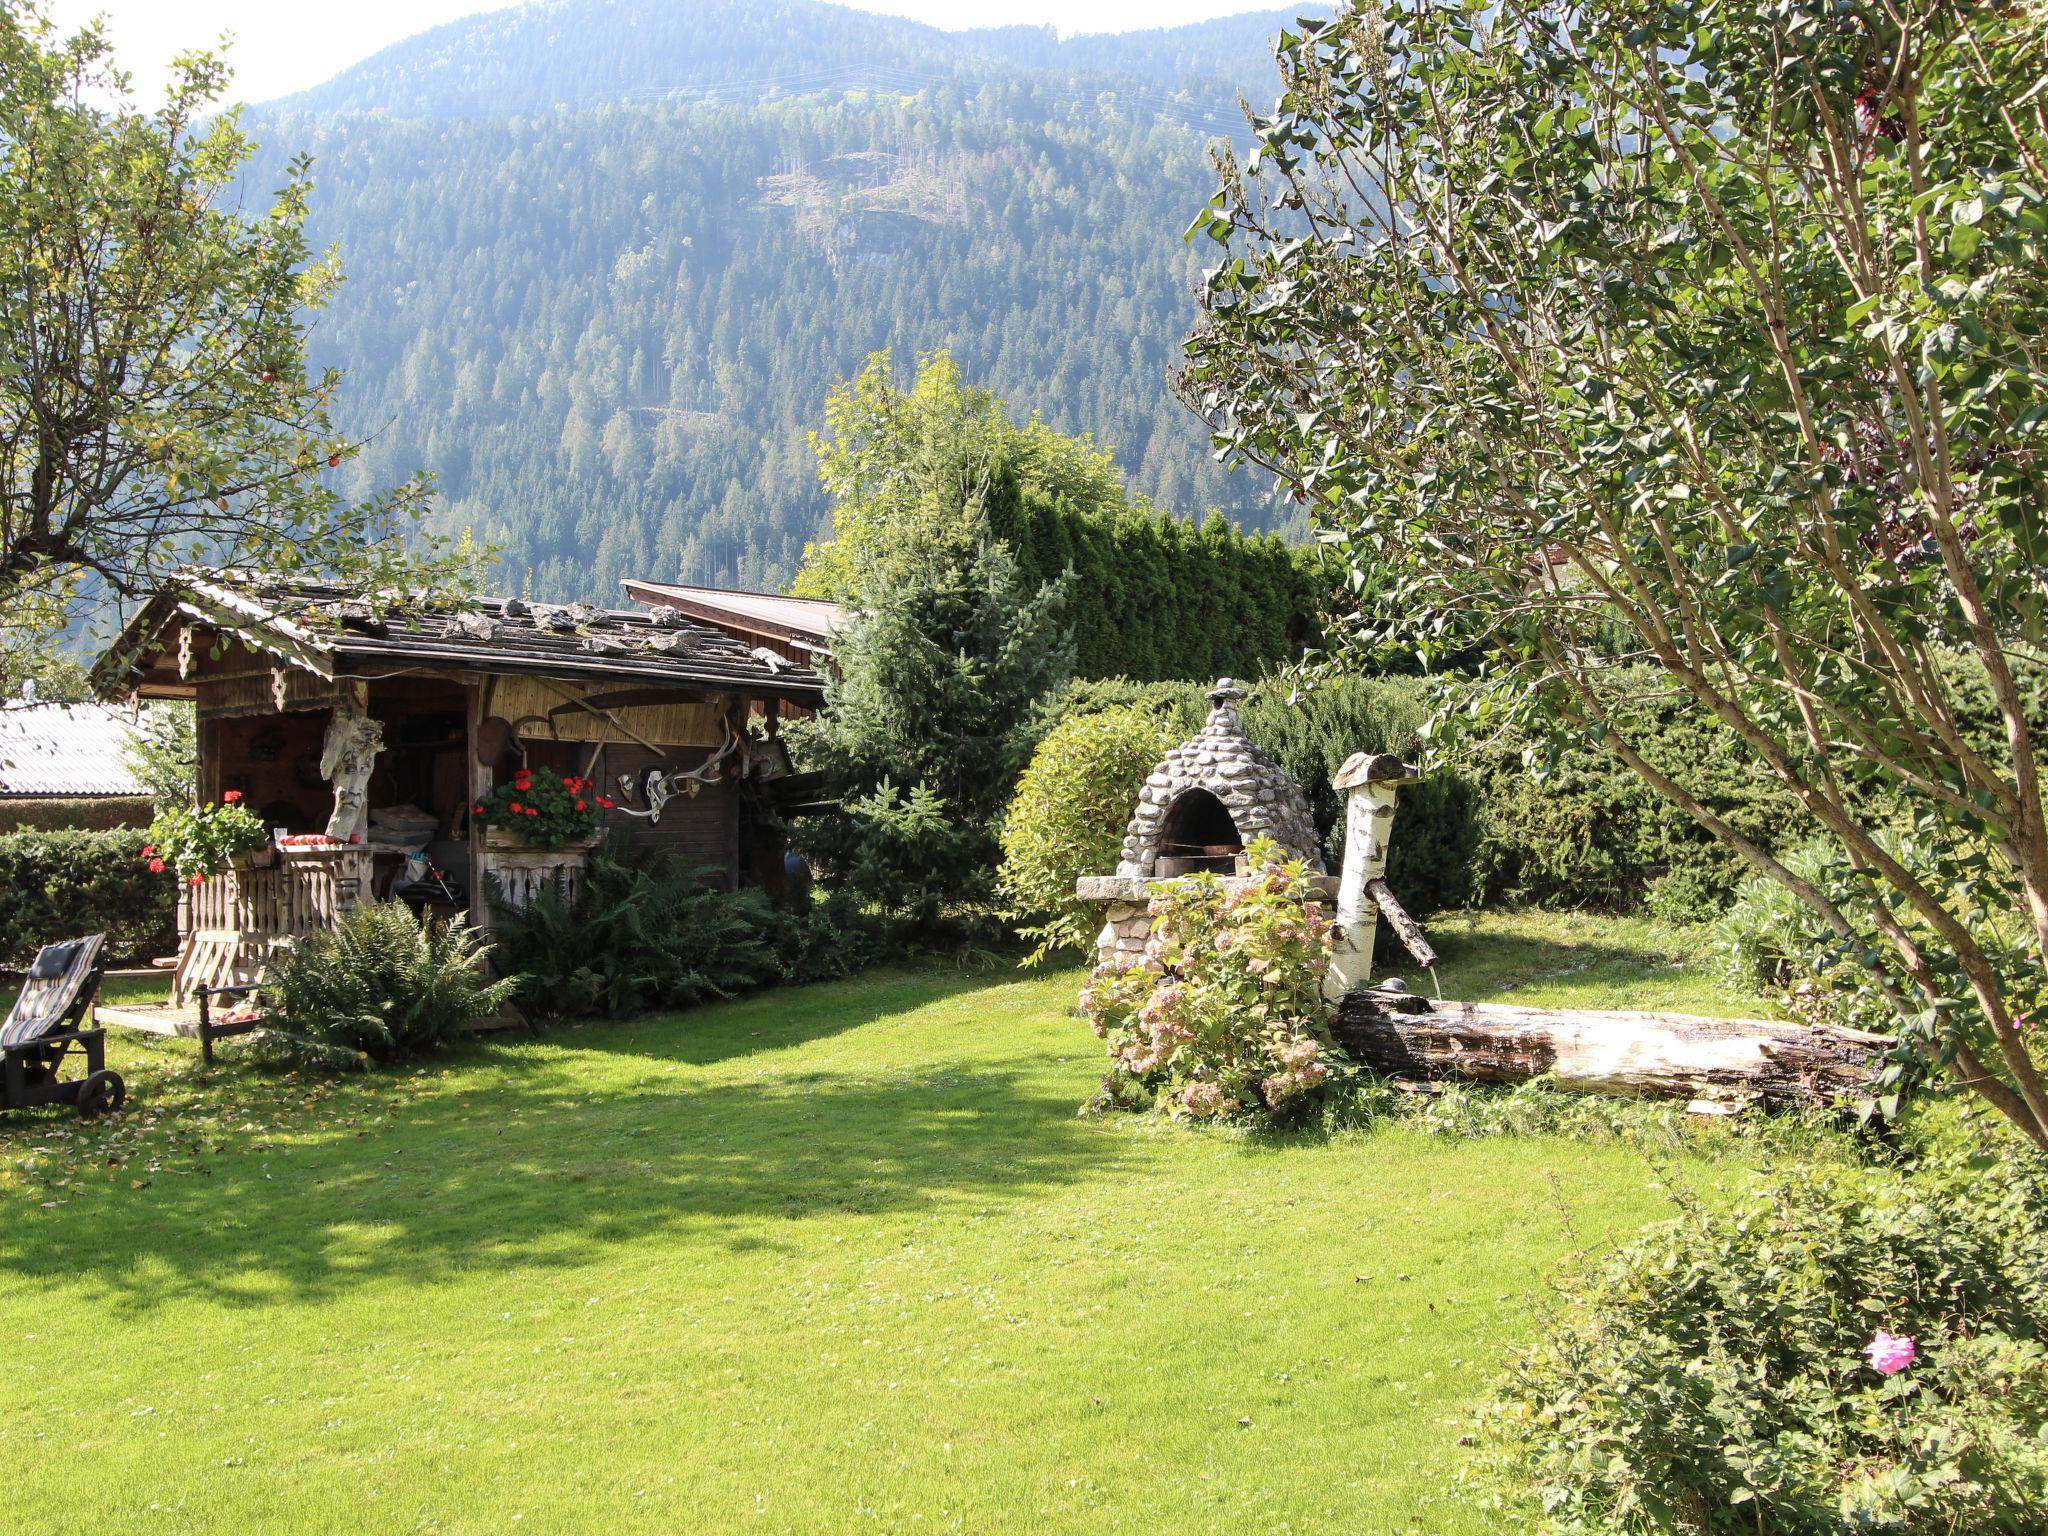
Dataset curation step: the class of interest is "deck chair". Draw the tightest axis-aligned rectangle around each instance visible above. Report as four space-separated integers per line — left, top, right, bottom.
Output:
1 935 124 1117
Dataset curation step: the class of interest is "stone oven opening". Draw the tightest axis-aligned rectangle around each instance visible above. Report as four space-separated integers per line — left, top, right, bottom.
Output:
1155 788 1243 876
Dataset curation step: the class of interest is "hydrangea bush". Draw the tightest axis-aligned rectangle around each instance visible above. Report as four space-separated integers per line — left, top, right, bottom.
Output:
1081 836 1339 1123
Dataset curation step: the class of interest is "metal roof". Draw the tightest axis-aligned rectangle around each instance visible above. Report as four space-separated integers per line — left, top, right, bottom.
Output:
622 580 844 654
93 577 830 706
0 702 147 798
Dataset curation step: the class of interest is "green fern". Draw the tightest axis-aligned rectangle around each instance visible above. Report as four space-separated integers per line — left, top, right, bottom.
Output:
254 903 518 1070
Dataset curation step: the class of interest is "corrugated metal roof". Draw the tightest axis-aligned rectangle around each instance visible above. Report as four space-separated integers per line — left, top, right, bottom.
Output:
0 703 147 798
622 580 844 650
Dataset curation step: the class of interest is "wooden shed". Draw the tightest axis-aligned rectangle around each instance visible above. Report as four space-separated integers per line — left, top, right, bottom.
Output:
89 577 827 1022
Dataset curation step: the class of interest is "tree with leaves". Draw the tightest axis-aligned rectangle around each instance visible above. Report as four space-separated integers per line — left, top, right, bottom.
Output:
0 4 467 653
1181 1 2048 1147
792 519 1072 934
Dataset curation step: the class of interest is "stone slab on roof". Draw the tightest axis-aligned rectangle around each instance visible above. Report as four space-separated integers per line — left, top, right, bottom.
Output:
93 577 830 706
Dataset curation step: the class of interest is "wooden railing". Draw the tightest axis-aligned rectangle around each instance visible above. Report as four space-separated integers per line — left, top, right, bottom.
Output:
172 848 375 1006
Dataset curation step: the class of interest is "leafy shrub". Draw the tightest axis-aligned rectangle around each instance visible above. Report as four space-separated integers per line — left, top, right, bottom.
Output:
255 902 516 1070
1240 676 1482 914
1464 676 1813 920
1717 843 1841 995
1483 1146 2048 1533
488 839 781 1021
999 702 1181 960
1082 837 1338 1123
770 888 889 986
0 827 176 965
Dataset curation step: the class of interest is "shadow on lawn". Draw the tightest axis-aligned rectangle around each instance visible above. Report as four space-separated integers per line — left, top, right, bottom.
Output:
0 973 1102 1312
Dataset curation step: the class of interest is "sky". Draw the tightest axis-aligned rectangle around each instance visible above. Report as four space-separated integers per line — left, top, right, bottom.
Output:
42 1 1273 106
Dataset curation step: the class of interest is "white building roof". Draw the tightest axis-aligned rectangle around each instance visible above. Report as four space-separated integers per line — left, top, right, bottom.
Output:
0 702 147 798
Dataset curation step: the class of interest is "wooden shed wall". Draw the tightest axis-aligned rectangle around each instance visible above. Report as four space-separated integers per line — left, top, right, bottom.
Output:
603 743 741 885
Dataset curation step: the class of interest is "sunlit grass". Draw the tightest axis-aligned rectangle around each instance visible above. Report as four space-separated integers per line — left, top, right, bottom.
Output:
2 930 1780 1534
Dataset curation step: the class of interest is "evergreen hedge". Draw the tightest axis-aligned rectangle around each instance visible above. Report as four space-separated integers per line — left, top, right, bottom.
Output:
994 500 1320 683
0 828 178 967
1025 670 1809 926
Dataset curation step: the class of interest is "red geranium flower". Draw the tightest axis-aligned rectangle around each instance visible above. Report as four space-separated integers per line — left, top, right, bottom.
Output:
472 802 485 815
189 873 204 886
222 789 243 804
596 796 614 810
148 858 166 873
508 802 524 814
524 806 539 817
141 844 155 856
574 799 587 812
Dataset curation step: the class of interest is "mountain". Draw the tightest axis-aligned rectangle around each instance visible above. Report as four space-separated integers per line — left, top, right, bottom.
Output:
274 2 1302 121
249 1 1322 599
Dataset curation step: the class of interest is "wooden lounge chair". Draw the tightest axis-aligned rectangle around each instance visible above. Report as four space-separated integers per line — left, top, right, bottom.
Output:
1 935 124 1117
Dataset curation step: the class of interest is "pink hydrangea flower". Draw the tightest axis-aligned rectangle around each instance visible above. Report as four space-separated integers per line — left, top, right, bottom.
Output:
1864 1331 1916 1376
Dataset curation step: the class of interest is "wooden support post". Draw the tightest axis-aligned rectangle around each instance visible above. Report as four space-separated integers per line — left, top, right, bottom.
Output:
1325 752 1424 1002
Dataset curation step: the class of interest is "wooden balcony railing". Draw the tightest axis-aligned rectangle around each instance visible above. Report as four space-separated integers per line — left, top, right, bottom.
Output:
171 848 375 1006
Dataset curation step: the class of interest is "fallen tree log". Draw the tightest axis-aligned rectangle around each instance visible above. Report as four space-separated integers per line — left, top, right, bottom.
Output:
1331 989 1887 1109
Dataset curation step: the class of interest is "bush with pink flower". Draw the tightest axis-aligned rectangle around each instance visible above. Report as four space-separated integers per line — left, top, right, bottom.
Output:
1483 1145 2048 1530
1081 836 1340 1123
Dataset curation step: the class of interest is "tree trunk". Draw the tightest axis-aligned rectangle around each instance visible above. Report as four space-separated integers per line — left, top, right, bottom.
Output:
1331 990 1885 1109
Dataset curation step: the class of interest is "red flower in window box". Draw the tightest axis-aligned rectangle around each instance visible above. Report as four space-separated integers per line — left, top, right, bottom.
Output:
471 765 604 850
222 789 243 804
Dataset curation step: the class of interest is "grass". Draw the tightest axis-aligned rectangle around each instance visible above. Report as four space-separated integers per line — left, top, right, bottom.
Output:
1420 909 1760 1016
2 916 1782 1534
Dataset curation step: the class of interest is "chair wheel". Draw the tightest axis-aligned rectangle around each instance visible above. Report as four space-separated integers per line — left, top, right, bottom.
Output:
76 1070 125 1118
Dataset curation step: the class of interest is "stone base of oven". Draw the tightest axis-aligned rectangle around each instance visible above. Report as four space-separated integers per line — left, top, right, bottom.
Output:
1078 873 1342 969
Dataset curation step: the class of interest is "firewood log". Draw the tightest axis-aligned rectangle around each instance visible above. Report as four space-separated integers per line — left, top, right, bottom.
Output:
1331 989 1885 1109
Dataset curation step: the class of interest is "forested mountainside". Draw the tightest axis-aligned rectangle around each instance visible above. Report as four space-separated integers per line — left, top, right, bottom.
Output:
252 1 1321 600
273 0 1301 120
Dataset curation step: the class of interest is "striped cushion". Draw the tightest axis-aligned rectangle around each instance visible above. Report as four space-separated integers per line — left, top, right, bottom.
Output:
2 934 103 1049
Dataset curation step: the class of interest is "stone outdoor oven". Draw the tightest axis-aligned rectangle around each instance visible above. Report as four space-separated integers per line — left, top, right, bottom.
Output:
1119 680 1321 878
1078 680 1337 965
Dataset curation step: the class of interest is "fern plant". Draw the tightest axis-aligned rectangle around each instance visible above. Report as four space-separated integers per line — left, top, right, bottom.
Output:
255 902 517 1070
488 837 781 1022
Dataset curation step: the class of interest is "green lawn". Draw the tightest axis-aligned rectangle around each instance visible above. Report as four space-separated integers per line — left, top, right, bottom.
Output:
3 919 1776 1534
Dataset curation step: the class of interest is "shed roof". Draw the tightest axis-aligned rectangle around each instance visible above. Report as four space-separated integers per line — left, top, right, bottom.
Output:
621 580 844 655
0 702 147 798
92 577 829 707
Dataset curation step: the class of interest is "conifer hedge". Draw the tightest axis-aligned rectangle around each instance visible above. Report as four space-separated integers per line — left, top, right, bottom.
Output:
993 500 1320 683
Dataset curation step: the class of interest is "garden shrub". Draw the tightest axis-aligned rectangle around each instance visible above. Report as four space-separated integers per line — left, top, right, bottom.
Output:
0 827 176 965
769 888 888 985
1239 677 1482 914
999 702 1181 960
1082 837 1339 1123
1020 666 1808 925
1483 1145 2048 1533
254 902 515 1070
1717 843 1844 995
1463 674 1813 920
488 837 781 1022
